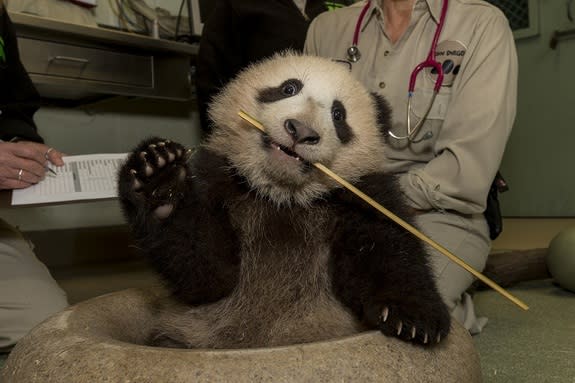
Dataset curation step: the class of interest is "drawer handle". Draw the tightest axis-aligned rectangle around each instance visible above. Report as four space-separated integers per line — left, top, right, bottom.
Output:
50 56 90 65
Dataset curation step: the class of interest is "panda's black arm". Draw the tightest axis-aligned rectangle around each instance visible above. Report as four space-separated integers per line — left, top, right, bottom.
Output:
329 173 451 345
118 140 242 305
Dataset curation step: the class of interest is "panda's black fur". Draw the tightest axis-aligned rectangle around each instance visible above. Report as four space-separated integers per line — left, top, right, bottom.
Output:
118 52 451 349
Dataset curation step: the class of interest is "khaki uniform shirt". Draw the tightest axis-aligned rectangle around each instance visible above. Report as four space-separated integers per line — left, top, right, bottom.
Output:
305 0 518 214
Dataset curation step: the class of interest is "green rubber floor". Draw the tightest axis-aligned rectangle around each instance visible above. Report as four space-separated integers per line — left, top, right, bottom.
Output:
473 278 575 383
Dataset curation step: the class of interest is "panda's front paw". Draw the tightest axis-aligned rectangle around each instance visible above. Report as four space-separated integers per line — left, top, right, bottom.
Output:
367 299 451 346
119 138 193 219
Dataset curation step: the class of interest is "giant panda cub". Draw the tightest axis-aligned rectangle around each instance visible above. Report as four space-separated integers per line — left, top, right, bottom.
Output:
118 52 451 349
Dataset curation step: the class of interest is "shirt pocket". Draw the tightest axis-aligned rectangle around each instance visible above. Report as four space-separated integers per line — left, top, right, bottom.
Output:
411 87 452 121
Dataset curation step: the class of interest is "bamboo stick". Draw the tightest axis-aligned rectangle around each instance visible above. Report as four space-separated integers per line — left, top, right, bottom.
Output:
238 110 529 311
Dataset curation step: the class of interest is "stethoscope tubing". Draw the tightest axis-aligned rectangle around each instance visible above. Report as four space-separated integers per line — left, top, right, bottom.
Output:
409 0 448 93
349 0 449 141
352 0 371 47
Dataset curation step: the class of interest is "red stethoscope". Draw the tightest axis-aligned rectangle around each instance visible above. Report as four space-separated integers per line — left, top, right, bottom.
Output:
347 0 449 141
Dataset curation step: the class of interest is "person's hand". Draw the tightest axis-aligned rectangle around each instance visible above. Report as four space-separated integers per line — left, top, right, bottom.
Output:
0 141 64 190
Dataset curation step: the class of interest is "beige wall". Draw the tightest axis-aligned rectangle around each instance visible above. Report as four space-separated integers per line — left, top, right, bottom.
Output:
492 218 575 251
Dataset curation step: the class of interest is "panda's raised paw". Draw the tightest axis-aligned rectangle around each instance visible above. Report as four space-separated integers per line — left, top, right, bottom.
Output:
120 138 192 219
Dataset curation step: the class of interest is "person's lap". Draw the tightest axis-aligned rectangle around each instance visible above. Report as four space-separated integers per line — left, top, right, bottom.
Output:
416 211 490 334
0 219 67 349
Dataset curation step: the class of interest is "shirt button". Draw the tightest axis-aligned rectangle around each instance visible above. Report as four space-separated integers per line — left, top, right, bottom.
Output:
384 50 390 56
379 82 386 89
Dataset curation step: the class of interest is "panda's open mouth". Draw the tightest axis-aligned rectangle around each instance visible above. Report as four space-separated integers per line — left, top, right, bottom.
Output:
271 142 300 160
262 135 310 165
263 134 305 161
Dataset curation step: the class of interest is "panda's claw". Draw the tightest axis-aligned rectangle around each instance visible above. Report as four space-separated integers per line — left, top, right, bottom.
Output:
381 307 389 322
396 321 403 336
183 148 195 162
130 169 142 191
370 298 450 347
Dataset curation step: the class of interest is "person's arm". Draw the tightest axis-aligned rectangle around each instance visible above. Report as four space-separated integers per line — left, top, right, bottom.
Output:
0 10 43 143
195 0 242 134
398 11 518 214
0 10 64 190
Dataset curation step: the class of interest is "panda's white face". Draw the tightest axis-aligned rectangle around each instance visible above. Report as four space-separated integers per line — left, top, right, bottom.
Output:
207 53 389 206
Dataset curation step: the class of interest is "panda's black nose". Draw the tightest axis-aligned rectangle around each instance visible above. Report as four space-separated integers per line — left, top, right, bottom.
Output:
284 119 320 145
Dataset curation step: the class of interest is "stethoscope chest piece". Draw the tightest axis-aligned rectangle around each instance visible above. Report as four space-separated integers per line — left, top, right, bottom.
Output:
347 45 361 63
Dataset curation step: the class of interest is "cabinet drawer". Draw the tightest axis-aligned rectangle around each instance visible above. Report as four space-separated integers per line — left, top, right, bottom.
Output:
18 37 153 88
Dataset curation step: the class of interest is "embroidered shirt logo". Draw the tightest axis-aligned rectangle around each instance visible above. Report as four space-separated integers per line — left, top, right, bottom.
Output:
427 40 467 87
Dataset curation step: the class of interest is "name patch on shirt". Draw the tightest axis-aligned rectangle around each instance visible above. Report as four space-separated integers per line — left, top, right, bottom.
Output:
428 40 467 87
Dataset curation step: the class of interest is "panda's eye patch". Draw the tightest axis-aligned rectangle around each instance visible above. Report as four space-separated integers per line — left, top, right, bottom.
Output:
332 100 354 144
257 79 303 103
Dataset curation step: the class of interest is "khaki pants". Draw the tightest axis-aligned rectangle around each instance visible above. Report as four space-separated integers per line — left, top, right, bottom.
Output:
0 218 68 350
416 211 490 334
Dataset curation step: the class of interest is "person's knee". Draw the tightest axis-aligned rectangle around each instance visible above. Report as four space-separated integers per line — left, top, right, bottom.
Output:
0 279 68 348
19 277 68 319
435 262 478 304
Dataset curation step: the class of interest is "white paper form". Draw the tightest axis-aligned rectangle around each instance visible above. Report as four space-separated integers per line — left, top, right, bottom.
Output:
11 153 129 205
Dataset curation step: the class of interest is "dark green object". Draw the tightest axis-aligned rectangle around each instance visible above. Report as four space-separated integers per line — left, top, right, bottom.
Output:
0 36 6 63
547 226 575 293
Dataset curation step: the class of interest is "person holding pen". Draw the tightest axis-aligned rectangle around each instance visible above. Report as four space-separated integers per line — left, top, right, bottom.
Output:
0 1 68 352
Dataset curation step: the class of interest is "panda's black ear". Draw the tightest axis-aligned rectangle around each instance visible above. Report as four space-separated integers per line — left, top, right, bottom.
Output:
370 92 393 137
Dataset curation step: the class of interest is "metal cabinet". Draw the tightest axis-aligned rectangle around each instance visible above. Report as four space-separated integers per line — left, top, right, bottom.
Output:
11 12 198 102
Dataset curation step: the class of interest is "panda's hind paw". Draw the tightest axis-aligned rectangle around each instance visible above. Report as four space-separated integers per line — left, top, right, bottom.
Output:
120 138 193 219
374 302 450 347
